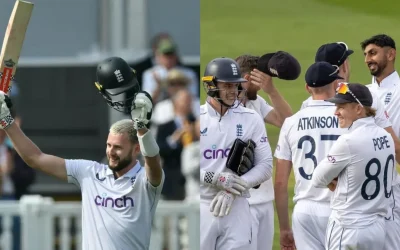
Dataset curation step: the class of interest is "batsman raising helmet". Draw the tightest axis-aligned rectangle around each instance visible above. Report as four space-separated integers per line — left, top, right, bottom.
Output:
200 57 273 250
94 56 153 130
0 56 164 250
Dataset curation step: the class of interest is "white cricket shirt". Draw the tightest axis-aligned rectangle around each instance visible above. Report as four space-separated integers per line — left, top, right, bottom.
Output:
275 100 345 204
200 101 273 201
66 159 165 250
313 117 395 227
241 95 275 204
369 71 400 137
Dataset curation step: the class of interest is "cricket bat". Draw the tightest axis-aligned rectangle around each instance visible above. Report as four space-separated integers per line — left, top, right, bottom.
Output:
0 0 34 94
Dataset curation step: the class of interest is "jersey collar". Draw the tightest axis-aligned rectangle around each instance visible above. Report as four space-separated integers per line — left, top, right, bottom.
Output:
372 71 400 89
106 160 142 179
348 117 375 132
307 99 336 107
205 99 233 118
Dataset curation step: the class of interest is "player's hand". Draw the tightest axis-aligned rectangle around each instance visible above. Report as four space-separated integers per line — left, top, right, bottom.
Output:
131 91 153 130
204 172 248 195
0 91 14 129
250 69 275 94
280 229 296 250
328 177 338 192
209 190 236 217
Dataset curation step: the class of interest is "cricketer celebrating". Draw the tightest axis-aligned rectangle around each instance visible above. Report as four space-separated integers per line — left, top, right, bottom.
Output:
200 57 273 250
361 36 400 250
235 52 299 250
313 83 395 250
0 57 165 250
274 62 345 250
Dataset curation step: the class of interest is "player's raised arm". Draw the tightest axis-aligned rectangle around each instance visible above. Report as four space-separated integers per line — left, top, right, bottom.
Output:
0 93 67 181
131 91 163 187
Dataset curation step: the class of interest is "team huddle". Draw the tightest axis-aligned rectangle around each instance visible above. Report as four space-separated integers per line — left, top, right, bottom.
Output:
200 34 400 250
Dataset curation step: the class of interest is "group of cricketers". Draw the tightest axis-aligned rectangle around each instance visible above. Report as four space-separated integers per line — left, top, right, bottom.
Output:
200 33 400 250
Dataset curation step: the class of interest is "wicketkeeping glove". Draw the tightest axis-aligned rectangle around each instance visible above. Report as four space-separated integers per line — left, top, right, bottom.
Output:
226 139 260 189
0 91 14 129
131 91 153 130
210 190 236 217
203 171 247 196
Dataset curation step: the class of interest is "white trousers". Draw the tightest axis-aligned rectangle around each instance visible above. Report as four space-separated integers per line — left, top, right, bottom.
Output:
249 201 274 250
200 197 253 250
292 200 331 250
325 216 385 250
385 183 400 250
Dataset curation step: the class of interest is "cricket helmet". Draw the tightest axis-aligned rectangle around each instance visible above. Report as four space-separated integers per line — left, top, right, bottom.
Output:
202 57 247 107
94 57 140 112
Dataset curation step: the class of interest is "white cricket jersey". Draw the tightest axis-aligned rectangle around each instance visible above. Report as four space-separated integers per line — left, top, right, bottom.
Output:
274 100 345 204
301 91 392 129
200 101 273 201
242 95 275 204
66 159 165 250
369 71 400 137
313 117 395 227
368 71 400 186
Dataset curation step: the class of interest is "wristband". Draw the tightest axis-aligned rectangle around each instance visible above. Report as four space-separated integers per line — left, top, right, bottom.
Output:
137 130 159 157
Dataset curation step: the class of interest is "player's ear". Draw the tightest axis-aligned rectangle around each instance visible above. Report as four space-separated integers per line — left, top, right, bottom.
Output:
133 143 141 155
305 84 312 94
388 48 396 62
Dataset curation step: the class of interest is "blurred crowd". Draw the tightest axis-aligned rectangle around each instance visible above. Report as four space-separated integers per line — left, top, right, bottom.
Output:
142 33 200 203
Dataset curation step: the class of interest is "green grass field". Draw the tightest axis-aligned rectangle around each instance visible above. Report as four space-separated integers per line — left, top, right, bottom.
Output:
200 0 400 248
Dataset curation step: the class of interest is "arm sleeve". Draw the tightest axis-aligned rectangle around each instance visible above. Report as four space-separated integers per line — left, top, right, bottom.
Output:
260 98 274 119
65 159 97 187
274 119 292 161
371 91 392 129
312 137 352 188
142 169 165 212
144 168 165 192
241 115 273 188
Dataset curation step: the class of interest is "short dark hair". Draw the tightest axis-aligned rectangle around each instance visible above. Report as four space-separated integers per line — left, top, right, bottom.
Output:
235 54 259 76
360 34 396 50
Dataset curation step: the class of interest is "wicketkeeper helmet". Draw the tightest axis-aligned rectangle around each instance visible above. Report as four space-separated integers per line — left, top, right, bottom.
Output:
202 57 247 107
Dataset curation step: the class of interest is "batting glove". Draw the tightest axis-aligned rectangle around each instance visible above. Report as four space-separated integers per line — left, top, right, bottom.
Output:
0 91 14 129
203 172 248 196
131 91 153 130
210 190 236 217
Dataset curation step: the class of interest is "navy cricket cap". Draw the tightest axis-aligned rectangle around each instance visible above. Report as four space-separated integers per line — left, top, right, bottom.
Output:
315 42 354 66
257 51 301 80
305 62 343 87
326 83 373 107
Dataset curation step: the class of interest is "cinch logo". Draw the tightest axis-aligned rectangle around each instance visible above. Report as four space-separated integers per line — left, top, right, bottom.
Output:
94 193 134 208
203 145 230 159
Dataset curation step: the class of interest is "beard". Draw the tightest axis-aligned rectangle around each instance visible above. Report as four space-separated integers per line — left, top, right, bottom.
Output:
368 60 387 77
107 149 134 172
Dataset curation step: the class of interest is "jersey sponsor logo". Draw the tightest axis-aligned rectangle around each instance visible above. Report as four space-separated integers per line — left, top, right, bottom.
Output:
384 110 390 119
297 116 338 131
327 155 336 163
203 145 230 159
200 127 208 136
260 136 268 143
94 193 134 208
